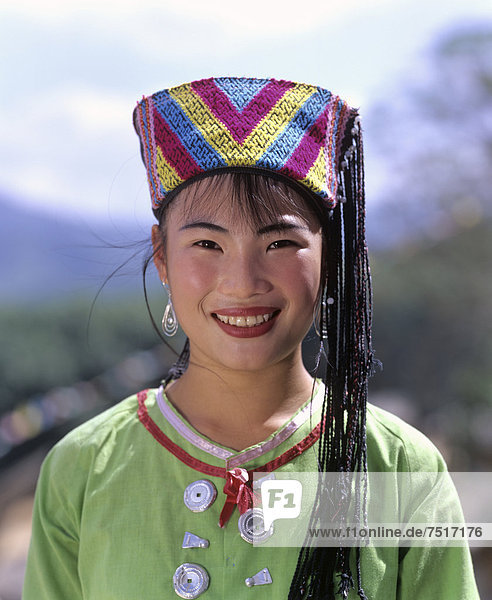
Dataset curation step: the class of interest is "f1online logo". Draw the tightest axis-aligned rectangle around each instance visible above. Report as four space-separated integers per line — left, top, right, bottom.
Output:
261 480 303 529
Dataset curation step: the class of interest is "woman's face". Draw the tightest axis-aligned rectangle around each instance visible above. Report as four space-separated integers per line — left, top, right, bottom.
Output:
153 176 323 375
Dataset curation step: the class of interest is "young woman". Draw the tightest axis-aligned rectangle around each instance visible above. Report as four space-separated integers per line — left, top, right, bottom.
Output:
23 78 479 599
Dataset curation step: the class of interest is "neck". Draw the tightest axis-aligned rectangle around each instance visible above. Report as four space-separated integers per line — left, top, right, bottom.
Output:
165 347 315 450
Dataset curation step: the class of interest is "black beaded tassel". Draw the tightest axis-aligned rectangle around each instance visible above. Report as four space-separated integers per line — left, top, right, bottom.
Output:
287 114 374 600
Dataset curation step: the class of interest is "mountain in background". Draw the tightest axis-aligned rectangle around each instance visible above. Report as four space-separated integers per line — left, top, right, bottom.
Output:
0 194 155 303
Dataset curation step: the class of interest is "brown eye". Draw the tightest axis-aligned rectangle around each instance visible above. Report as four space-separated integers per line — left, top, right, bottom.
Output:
268 240 296 250
194 240 221 250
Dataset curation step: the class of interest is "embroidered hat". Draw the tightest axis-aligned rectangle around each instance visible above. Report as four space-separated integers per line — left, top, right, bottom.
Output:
133 77 360 215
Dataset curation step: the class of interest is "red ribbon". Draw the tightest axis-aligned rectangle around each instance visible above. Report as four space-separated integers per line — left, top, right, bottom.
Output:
219 468 254 528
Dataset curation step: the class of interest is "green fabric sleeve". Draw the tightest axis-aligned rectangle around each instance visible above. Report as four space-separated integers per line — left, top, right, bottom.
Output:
397 545 479 600
23 439 84 599
366 404 481 600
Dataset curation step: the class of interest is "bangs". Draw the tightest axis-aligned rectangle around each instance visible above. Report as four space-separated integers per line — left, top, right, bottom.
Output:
157 171 326 231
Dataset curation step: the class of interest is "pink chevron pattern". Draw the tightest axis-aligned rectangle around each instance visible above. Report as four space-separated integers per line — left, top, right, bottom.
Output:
191 78 295 144
153 109 200 180
281 108 328 180
133 77 357 213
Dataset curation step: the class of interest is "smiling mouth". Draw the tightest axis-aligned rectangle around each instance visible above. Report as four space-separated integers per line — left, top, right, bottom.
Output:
213 312 277 328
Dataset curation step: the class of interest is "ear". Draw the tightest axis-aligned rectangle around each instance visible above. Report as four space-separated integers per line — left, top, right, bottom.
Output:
151 224 167 283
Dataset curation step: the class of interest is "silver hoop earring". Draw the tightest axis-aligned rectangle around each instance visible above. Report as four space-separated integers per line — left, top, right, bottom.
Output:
162 282 178 337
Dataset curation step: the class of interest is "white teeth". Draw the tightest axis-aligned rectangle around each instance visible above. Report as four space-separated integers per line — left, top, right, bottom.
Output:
215 312 275 327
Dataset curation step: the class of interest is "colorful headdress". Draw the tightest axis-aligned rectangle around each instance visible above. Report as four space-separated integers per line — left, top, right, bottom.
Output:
135 78 373 600
133 77 359 215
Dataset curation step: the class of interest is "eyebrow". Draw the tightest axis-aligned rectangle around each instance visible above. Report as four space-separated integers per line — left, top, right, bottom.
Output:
179 221 228 233
179 220 309 235
257 222 308 235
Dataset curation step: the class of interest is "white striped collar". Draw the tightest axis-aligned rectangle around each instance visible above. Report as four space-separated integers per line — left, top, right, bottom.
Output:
156 383 324 468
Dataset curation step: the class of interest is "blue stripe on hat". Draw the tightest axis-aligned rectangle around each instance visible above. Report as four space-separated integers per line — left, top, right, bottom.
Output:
215 77 269 112
257 88 332 170
152 90 226 171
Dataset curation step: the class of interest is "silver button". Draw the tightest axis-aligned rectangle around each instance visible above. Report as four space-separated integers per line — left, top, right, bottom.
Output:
245 567 273 587
252 472 275 493
173 563 209 599
184 480 217 512
238 508 274 544
182 531 209 549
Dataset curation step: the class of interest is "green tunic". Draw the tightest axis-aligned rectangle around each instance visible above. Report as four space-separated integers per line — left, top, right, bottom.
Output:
23 386 479 599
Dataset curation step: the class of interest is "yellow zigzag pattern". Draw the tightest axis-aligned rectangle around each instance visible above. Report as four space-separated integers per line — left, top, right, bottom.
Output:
156 147 184 192
169 83 317 165
300 146 325 195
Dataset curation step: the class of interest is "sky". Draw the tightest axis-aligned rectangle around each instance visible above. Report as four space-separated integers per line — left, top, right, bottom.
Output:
1 0 492 227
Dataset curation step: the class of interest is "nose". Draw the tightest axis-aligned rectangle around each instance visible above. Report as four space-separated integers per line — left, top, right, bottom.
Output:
217 251 272 299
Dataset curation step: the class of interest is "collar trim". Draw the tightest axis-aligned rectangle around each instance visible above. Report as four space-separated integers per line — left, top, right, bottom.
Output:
156 383 324 467
137 389 322 477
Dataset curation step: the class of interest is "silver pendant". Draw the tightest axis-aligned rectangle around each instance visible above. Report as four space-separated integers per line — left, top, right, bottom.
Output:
182 532 209 549
245 568 273 587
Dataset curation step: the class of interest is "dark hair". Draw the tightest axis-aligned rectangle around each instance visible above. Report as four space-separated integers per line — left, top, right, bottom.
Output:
143 137 374 600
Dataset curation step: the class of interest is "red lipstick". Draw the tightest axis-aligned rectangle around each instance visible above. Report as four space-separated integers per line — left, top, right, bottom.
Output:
212 307 280 339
